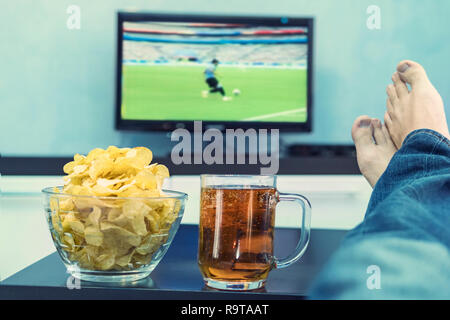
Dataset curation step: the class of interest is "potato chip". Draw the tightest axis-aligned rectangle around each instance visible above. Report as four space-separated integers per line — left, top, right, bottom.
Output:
86 206 101 227
96 177 128 188
62 234 76 251
84 226 103 246
135 234 165 255
89 158 114 180
63 161 76 174
59 198 75 212
125 147 153 169
132 253 152 266
84 245 99 258
95 252 116 271
69 249 95 270
100 222 141 247
86 148 106 162
51 211 64 235
115 249 135 267
62 213 85 234
107 207 122 221
106 210 129 228
106 145 124 157
51 146 181 272
122 201 149 236
145 213 160 233
134 170 158 190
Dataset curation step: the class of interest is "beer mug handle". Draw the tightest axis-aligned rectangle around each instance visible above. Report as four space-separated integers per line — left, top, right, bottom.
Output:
274 192 312 269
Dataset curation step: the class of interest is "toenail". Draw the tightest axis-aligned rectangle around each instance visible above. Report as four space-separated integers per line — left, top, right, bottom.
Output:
398 63 410 73
359 119 372 128
372 119 382 128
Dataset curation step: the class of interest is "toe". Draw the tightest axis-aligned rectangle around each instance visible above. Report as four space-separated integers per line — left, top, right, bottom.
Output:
392 72 409 98
384 111 393 131
396 60 429 87
353 116 392 188
384 111 401 149
386 97 395 116
352 116 374 147
371 119 386 145
382 123 397 150
386 84 399 106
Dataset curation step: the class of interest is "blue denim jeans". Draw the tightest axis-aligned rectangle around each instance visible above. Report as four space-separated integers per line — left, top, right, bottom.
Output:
308 129 450 299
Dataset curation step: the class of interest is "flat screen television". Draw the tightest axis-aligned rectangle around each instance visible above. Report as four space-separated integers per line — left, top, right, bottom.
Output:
116 12 313 132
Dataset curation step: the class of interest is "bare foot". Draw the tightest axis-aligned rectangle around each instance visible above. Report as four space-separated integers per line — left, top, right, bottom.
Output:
352 116 398 187
385 60 450 148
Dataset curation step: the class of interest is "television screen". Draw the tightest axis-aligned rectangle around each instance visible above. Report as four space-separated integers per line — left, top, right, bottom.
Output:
116 13 313 131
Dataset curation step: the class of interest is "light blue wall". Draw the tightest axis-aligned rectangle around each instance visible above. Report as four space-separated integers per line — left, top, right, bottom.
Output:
1 0 449 156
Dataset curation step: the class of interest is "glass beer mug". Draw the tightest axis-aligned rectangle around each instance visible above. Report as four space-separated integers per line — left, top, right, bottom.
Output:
198 175 311 291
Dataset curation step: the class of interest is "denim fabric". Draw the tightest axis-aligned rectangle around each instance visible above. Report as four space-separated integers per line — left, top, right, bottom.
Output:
308 129 450 299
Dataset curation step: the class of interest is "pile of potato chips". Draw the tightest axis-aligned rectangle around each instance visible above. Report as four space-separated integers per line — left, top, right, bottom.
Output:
49 146 180 271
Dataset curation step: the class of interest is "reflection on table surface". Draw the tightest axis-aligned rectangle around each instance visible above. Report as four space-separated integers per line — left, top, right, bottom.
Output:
1 224 347 299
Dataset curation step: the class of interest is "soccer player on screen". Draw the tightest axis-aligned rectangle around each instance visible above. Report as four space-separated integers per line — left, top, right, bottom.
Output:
202 59 231 101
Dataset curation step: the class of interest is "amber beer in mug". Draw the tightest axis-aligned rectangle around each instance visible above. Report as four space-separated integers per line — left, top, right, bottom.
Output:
198 175 311 290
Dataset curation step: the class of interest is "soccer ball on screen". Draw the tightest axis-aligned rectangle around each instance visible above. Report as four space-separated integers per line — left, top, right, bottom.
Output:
232 88 241 96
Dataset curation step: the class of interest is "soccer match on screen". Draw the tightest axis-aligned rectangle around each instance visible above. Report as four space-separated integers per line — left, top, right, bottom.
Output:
121 21 309 123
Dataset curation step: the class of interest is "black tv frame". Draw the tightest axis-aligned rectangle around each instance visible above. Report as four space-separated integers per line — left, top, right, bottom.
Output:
115 12 314 132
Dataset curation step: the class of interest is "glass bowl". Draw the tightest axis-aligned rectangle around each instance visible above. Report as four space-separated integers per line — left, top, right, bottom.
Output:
42 186 187 282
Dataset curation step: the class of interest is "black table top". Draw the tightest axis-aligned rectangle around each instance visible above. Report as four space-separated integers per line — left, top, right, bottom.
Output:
0 225 346 300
